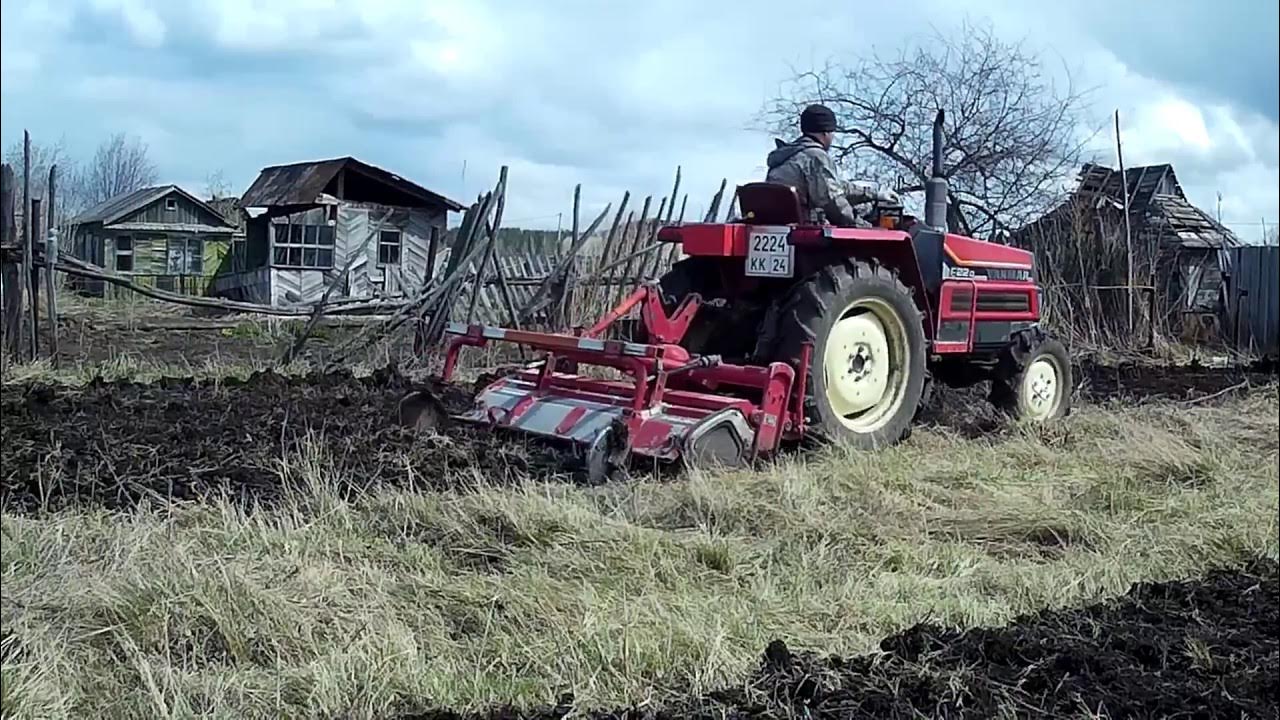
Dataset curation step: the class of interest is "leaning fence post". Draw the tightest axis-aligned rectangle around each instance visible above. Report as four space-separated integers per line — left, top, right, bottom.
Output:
29 197 41 358
21 132 36 360
1 164 21 361
549 184 580 327
44 165 58 365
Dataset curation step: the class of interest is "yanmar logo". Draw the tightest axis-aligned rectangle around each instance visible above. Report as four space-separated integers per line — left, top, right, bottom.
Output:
944 263 1032 282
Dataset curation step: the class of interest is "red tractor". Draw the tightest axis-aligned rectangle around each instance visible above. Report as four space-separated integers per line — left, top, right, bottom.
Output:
403 110 1070 480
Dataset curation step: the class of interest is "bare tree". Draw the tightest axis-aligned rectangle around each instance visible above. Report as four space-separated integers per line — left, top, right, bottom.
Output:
762 20 1095 237
204 169 233 200
83 132 158 205
3 135 89 218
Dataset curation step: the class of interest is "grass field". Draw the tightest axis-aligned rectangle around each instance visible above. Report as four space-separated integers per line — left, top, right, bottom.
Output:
3 370 1276 718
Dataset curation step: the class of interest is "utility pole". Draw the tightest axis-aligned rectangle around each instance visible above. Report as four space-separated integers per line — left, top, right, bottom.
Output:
554 212 563 258
1114 110 1134 340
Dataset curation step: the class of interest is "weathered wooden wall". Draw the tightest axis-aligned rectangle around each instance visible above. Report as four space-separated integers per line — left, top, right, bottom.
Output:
264 201 445 306
116 193 226 228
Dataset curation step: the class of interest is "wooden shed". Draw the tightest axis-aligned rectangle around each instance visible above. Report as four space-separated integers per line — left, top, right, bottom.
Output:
211 157 464 306
68 185 238 295
1011 162 1240 338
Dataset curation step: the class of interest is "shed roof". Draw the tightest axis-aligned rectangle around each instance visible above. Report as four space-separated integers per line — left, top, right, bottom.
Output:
1015 162 1239 250
1145 194 1241 249
1077 162 1181 210
241 156 464 212
71 185 235 229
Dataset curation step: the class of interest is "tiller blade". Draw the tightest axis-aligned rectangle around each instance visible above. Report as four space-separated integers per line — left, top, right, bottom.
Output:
425 285 811 482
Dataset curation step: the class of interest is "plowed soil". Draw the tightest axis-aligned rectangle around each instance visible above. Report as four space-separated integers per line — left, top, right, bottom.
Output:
1076 358 1276 401
0 368 577 513
2 360 1273 513
404 558 1279 719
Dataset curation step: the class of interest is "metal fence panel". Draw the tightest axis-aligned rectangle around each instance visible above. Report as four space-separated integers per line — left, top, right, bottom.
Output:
1227 245 1279 357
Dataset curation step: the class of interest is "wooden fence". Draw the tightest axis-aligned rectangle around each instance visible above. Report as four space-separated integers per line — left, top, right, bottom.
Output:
0 132 737 368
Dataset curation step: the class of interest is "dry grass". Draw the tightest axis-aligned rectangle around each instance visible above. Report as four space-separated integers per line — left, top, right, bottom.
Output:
2 387 1277 719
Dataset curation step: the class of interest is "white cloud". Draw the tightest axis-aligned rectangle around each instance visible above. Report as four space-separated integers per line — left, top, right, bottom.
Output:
0 0 1274 239
90 0 165 47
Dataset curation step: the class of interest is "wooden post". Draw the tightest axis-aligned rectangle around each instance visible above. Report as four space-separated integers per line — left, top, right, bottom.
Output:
663 193 689 267
592 190 630 313
465 166 509 324
665 167 681 224
1 164 20 360
1115 110 1135 342
549 184 580 327
21 131 35 360
29 197 41 357
423 192 497 345
617 195 652 304
704 179 727 222
424 224 441 286
45 165 59 364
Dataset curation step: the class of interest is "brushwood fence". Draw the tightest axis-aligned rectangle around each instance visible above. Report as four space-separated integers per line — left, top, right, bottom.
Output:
1 144 727 369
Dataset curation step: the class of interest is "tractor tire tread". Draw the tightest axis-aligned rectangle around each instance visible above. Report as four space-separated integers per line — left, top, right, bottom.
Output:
761 257 927 450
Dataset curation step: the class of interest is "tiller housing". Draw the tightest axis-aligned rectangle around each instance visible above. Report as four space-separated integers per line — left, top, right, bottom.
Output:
415 285 811 480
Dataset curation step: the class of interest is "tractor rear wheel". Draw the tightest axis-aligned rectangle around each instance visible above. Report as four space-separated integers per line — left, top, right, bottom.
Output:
762 259 927 450
646 257 758 359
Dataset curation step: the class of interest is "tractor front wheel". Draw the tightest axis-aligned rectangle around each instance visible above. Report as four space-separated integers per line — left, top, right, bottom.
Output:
990 330 1071 422
764 259 927 450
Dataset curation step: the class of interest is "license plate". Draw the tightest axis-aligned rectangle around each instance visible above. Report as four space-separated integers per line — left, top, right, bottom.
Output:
745 227 794 278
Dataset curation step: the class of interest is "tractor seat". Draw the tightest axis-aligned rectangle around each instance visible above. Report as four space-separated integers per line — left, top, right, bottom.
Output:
736 182 803 225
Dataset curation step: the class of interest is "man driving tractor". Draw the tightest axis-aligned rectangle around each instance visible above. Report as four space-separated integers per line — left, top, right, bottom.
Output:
765 103 870 228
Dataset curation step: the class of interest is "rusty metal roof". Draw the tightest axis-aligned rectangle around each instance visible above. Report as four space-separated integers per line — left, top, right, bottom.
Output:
240 156 464 211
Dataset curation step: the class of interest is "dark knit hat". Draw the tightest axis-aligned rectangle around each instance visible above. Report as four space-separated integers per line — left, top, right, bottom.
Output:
800 104 838 133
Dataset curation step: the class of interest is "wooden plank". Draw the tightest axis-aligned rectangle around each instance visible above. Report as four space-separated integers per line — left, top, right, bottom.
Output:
1 165 21 360
705 178 727 222
591 191 630 315
44 165 58 365
665 167 681 223
617 195 652 306
551 183 582 327
29 197 40 357
21 132 35 360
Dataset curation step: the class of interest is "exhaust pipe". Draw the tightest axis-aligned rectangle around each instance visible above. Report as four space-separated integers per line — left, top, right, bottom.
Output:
924 109 948 231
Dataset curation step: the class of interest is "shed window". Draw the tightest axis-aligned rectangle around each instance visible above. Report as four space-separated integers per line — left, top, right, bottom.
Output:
116 235 134 273
273 222 335 269
165 197 178 211
167 237 204 274
378 230 402 266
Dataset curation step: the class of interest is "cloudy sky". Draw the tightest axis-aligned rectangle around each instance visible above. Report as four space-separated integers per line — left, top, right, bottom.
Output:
2 0 1276 241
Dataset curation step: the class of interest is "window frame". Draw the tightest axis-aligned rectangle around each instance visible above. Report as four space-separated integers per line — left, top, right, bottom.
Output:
271 221 335 270
115 235 134 273
166 236 204 275
165 197 178 212
377 229 403 267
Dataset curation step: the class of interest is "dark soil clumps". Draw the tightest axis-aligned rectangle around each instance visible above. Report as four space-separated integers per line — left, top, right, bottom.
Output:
0 368 575 513
401 558 1278 719
1077 358 1276 402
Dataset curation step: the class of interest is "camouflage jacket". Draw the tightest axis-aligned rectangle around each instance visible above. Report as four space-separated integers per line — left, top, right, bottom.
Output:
764 136 862 227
